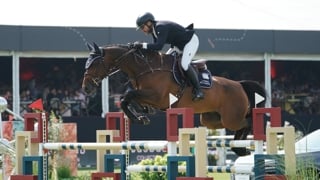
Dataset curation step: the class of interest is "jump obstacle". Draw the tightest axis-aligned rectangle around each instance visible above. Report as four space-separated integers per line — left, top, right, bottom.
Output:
11 107 295 180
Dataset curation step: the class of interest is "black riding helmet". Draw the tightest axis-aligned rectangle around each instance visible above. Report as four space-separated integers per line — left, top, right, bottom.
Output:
136 12 155 30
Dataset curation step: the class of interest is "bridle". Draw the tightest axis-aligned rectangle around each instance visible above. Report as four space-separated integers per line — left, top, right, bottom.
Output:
84 47 137 86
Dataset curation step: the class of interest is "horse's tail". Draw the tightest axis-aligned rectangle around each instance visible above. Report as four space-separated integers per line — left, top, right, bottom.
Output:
239 80 267 116
231 80 267 156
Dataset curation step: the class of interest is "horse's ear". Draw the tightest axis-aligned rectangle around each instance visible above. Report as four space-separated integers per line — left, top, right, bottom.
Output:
93 42 100 53
93 42 105 57
86 42 93 51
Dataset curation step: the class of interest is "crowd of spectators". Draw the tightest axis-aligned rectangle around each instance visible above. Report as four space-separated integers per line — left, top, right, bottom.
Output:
0 61 109 120
1 60 320 121
271 73 320 115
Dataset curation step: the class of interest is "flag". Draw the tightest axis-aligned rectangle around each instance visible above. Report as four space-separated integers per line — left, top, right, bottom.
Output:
254 93 265 107
28 98 44 111
169 93 178 108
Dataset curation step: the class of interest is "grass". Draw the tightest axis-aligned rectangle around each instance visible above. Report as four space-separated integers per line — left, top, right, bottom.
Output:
208 173 231 180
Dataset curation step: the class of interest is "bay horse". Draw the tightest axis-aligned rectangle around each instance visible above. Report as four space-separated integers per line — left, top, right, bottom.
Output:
82 42 266 156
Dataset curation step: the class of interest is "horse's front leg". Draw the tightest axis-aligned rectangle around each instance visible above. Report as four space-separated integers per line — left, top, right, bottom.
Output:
120 90 151 125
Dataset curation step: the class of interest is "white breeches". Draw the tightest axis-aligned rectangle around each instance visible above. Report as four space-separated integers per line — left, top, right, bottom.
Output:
181 34 199 70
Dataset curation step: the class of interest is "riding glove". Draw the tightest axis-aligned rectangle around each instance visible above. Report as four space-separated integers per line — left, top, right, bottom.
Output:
134 42 143 49
129 42 143 49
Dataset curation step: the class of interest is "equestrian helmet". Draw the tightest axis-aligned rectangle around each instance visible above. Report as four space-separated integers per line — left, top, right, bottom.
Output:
136 12 155 29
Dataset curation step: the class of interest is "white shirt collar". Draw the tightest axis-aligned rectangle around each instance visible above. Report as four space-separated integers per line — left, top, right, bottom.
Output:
152 25 157 38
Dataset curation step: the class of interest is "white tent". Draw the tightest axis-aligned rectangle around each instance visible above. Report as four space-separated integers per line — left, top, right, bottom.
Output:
1 0 320 31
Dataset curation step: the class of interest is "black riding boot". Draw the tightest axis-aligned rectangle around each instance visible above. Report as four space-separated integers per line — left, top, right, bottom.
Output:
185 65 204 101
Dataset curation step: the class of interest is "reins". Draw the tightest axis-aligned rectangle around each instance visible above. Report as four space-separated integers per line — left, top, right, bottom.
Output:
87 45 186 102
106 48 137 75
106 48 171 80
85 46 136 86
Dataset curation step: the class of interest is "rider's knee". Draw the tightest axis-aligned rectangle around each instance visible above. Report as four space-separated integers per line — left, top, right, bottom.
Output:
181 60 190 70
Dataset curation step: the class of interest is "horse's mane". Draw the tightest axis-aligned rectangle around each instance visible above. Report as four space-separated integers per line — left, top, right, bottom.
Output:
101 44 165 58
102 44 130 50
90 42 165 59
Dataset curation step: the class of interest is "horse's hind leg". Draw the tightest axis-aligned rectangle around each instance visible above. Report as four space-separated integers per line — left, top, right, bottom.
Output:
220 106 252 156
200 112 224 129
231 126 251 156
201 111 251 156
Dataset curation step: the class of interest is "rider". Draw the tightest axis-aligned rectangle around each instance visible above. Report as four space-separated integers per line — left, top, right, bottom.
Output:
133 12 204 101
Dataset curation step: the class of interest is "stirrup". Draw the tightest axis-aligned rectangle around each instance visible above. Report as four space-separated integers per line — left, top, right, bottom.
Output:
192 90 204 101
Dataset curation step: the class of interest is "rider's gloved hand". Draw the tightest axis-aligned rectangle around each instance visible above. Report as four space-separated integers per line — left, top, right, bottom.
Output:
133 41 143 49
128 41 143 49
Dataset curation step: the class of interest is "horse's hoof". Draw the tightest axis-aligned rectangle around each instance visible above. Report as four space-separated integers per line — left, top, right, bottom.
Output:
139 116 150 125
143 106 156 115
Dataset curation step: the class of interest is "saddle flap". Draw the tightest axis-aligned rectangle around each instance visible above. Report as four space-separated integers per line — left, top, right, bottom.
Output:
172 59 213 88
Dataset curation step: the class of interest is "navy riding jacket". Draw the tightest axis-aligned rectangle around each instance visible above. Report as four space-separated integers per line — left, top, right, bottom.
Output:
146 21 195 51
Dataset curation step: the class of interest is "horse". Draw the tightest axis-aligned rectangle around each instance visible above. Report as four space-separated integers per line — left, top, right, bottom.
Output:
82 42 266 156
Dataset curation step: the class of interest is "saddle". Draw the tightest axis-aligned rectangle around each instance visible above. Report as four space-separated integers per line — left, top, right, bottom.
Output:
171 54 213 88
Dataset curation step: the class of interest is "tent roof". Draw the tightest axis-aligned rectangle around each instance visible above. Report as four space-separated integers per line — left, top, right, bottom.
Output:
1 0 320 31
